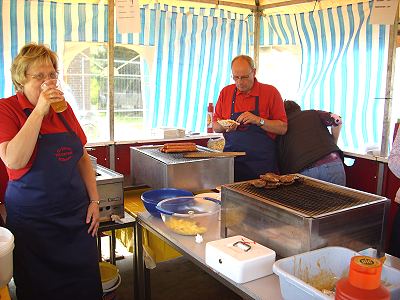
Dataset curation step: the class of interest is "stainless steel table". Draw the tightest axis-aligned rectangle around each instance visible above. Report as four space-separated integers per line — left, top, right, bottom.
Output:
98 212 136 265
98 213 136 299
134 212 283 300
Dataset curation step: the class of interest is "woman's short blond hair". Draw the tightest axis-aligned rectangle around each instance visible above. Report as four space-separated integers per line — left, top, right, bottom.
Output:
11 43 58 91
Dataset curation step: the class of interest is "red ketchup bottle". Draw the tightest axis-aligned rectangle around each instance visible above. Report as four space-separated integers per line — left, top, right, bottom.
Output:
207 102 214 133
335 256 390 300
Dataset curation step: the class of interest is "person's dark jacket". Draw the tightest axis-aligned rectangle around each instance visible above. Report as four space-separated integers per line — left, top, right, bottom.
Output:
277 110 342 174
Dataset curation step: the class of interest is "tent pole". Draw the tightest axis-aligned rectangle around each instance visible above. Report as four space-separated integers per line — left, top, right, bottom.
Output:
253 9 262 69
380 7 398 156
179 0 256 10
260 0 316 10
108 0 116 169
108 0 115 144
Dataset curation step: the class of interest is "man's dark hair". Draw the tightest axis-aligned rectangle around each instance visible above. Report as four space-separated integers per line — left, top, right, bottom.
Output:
284 100 301 115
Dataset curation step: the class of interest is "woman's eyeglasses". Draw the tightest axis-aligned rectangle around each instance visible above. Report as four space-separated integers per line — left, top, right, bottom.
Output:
26 72 58 81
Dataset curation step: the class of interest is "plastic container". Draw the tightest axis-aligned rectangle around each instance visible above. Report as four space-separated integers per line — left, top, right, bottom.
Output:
0 227 14 288
141 188 193 217
102 274 121 300
156 196 220 235
195 192 221 201
335 256 389 300
207 102 214 133
99 262 119 291
272 246 400 300
359 248 400 270
207 137 225 151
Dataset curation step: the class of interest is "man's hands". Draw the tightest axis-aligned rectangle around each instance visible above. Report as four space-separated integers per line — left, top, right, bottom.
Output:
221 112 260 132
236 111 261 126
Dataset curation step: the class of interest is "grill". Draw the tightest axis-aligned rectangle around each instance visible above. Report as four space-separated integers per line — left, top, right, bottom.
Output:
95 165 124 222
136 148 209 164
130 145 234 192
221 176 390 258
226 179 378 218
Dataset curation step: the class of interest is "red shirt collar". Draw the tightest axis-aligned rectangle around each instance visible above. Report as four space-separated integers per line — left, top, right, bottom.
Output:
16 92 35 110
16 92 59 120
236 78 260 97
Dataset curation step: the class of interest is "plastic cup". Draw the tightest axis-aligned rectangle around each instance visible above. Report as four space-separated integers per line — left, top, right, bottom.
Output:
40 79 67 113
0 227 14 288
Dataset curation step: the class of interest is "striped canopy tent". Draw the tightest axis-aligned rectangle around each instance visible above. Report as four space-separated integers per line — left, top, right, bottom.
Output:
257 1 392 152
0 0 396 154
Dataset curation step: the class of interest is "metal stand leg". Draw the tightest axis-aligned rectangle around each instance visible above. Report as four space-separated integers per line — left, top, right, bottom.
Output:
110 229 117 265
134 222 151 300
97 235 102 261
98 214 136 300
133 221 137 300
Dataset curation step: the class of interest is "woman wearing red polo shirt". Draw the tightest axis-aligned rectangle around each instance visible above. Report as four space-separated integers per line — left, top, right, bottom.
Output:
0 43 102 299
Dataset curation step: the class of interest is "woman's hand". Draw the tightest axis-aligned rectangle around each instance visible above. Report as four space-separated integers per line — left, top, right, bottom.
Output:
35 86 64 116
86 202 100 237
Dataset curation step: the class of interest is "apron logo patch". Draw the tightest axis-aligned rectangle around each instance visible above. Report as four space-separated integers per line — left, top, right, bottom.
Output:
55 147 73 162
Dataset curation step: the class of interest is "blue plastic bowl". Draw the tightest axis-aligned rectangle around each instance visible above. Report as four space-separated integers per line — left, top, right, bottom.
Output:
141 188 193 217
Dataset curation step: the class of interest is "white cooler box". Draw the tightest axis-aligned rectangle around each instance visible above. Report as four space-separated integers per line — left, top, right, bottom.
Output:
205 235 276 283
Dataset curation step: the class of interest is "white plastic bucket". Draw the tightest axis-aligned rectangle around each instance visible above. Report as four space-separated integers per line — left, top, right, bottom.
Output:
0 227 14 288
273 246 400 300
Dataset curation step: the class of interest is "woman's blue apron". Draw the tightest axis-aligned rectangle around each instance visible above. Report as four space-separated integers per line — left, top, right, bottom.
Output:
224 88 278 181
5 110 102 300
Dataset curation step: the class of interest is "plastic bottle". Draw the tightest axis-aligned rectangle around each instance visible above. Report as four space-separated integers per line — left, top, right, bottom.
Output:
335 256 390 300
207 102 214 133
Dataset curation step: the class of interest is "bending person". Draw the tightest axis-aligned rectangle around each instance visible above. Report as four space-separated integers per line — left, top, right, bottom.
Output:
277 100 346 186
388 129 400 257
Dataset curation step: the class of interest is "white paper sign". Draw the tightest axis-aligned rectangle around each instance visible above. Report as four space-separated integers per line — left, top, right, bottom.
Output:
116 0 141 33
370 0 399 25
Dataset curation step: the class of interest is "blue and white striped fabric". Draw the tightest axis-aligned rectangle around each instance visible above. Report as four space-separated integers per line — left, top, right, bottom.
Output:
144 5 250 131
261 1 389 152
0 0 250 133
260 13 298 46
0 1 154 97
0 0 64 97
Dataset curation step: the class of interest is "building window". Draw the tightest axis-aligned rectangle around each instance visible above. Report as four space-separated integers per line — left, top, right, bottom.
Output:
64 44 144 142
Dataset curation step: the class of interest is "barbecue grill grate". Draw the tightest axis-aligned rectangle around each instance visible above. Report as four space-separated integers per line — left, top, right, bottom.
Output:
224 179 379 217
138 147 208 164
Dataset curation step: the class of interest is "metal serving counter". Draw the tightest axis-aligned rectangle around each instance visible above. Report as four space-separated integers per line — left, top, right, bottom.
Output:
221 176 390 258
134 212 283 300
130 145 234 191
96 165 124 222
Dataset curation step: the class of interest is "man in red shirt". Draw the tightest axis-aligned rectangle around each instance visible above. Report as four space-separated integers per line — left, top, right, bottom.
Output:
213 55 287 181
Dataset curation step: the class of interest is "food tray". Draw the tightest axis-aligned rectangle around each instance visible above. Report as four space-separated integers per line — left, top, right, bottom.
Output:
272 246 400 300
